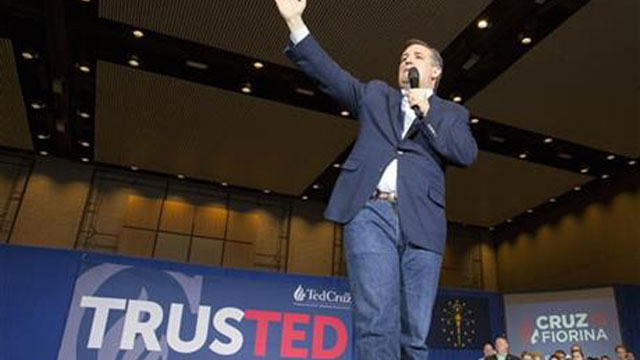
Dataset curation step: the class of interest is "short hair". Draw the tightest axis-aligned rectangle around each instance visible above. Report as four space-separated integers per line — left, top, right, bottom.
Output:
556 350 567 355
572 350 585 358
495 335 509 342
402 38 444 89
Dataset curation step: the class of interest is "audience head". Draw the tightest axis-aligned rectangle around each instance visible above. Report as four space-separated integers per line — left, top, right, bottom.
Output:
495 335 509 355
521 351 533 360
601 356 611 360
532 353 544 360
627 352 635 360
482 342 496 357
555 350 567 360
572 350 585 360
571 345 582 353
616 345 628 360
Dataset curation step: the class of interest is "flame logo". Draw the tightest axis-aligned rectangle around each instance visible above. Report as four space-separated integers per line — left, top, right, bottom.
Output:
293 285 306 302
530 329 540 345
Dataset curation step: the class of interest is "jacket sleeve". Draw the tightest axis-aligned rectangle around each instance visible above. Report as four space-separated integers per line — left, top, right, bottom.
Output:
420 107 478 167
284 34 365 116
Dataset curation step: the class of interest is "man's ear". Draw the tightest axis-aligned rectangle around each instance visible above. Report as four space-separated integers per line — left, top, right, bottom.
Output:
432 67 442 80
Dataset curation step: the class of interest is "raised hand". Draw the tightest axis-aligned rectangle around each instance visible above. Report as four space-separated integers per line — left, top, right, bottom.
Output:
274 0 307 31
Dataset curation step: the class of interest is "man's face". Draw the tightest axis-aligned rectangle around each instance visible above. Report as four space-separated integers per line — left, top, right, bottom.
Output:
495 338 509 354
398 44 441 89
627 352 635 360
617 347 628 359
571 345 581 353
483 344 495 356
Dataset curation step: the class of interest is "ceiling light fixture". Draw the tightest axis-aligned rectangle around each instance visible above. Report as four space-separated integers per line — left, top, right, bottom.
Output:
477 19 489 29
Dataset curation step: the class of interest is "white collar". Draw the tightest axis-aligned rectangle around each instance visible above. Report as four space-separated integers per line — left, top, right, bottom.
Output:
400 87 434 98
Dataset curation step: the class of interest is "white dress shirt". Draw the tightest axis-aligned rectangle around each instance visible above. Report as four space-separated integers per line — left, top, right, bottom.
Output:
290 25 433 194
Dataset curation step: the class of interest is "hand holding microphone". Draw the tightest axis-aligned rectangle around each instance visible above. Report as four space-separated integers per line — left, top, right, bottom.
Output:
407 67 430 119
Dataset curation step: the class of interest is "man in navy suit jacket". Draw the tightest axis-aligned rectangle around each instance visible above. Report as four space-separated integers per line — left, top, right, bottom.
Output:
275 1 478 358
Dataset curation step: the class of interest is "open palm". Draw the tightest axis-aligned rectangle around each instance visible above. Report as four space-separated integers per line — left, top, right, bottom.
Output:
274 0 307 21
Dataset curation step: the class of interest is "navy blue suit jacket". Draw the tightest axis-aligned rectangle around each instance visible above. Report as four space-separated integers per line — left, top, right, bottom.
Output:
285 35 478 254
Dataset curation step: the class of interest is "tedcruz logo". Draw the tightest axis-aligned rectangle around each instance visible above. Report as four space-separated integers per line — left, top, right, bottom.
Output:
525 313 609 345
292 284 352 310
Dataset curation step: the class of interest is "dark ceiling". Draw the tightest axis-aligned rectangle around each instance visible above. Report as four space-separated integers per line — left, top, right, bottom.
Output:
0 0 637 230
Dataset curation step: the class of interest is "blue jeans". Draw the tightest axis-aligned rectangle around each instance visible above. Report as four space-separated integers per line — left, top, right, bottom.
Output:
343 199 443 360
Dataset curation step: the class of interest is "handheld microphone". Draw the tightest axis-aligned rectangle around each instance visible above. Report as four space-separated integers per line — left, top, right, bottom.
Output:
408 67 423 118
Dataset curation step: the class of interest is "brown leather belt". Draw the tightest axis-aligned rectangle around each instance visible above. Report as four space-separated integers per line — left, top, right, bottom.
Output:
371 189 398 202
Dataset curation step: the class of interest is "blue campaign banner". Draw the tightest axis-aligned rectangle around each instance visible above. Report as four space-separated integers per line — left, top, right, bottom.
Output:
504 287 623 358
57 261 353 359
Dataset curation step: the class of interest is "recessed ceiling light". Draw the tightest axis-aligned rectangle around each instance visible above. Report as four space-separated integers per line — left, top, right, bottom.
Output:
301 195 309 201
489 135 506 143
31 102 45 110
253 62 264 69
132 30 145 38
606 154 616 161
453 96 462 103
521 37 532 45
506 218 512 223
557 153 573 160
78 64 90 73
477 19 489 29
629 160 637 166
128 56 140 67
177 174 185 179
601 174 609 180
544 137 553 144
185 60 208 70
81 157 90 163
333 163 341 168
489 227 495 231
519 153 528 160
39 150 48 156
79 140 90 147
295 88 315 96
263 189 271 194
470 118 480 124
580 167 589 174
549 198 557 203
340 110 350 117
241 85 252 94
78 111 90 119
312 184 320 189
526 209 533 214
130 165 139 171
574 186 581 191
221 182 229 187
37 133 50 140
21 51 37 60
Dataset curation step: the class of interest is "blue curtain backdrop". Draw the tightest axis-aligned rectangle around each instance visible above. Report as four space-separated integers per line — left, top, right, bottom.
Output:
615 285 640 355
0 244 503 360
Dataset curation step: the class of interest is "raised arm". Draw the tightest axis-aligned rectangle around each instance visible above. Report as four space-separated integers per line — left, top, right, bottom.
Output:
274 0 366 115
